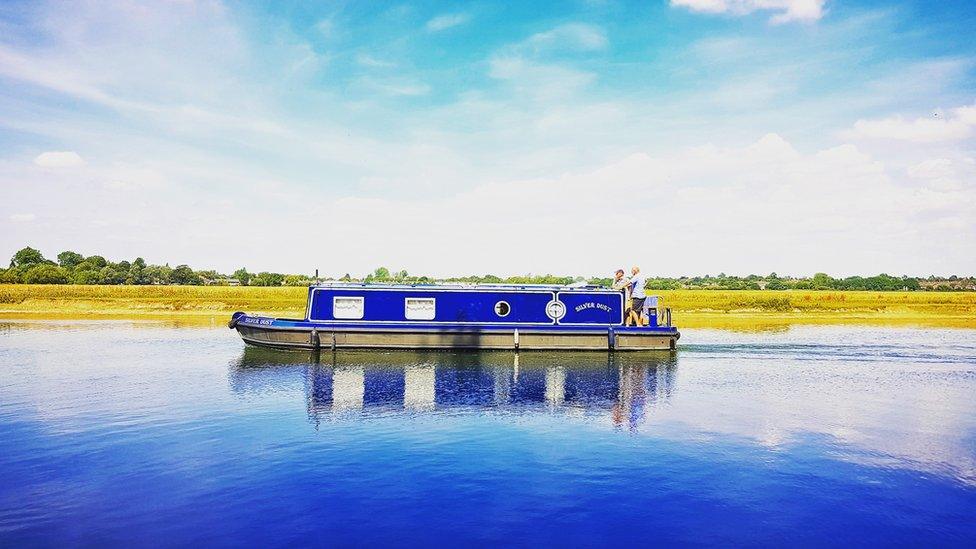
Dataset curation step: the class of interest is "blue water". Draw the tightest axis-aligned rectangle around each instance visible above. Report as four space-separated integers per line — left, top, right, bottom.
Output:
1 321 975 546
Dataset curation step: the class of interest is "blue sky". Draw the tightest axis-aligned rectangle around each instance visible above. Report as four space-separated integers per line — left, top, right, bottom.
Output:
1 0 974 277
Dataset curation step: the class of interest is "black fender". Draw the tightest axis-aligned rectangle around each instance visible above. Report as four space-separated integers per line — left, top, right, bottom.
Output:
228 311 245 329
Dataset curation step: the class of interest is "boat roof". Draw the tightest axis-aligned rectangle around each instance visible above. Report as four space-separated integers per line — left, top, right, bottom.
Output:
311 281 616 292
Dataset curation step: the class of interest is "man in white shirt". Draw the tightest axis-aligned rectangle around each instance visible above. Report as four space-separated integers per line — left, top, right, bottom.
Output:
629 266 646 326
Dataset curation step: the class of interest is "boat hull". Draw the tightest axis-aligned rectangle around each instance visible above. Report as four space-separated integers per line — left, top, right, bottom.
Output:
231 315 679 351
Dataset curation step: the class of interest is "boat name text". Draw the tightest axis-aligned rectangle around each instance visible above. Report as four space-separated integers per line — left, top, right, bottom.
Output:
243 317 274 326
574 302 612 313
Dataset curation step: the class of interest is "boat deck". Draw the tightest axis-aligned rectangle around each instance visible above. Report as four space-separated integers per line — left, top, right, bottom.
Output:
232 314 679 351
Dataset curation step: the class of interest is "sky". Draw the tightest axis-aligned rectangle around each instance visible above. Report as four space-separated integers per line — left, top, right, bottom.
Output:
1 0 974 278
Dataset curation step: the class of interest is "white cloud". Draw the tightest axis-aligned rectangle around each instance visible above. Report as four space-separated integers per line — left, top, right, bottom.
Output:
670 0 826 24
100 164 167 191
520 23 608 54
907 158 974 191
485 23 606 101
10 213 36 222
0 2 308 141
844 104 976 143
4 127 974 276
315 18 336 38
908 158 955 181
955 104 976 125
354 76 430 97
33 151 85 168
292 133 973 277
355 53 395 68
488 56 595 99
426 13 470 32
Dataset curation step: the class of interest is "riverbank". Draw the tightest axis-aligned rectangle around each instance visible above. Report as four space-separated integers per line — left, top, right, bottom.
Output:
1 285 974 328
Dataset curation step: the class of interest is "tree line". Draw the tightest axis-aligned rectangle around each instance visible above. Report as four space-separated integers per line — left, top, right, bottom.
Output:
1 246 973 291
0 247 313 286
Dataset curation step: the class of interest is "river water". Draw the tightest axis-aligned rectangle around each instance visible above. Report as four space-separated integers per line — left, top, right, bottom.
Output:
1 320 975 546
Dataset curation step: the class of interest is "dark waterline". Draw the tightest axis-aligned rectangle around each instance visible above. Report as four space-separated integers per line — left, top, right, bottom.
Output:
1 321 975 546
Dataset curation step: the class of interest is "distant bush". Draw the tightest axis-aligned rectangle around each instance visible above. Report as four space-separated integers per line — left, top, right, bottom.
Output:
2 245 973 290
0 267 21 283
250 272 284 286
23 264 70 284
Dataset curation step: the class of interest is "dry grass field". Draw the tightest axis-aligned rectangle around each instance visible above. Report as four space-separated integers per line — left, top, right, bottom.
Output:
655 290 976 328
1 285 973 328
0 284 308 316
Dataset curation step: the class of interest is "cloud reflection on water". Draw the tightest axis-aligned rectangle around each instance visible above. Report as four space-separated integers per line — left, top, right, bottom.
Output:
228 328 976 486
230 348 678 433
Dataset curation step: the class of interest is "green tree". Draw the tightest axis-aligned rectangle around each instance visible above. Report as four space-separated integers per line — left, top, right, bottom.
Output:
86 255 108 269
195 270 220 284
251 272 285 286
170 265 201 285
373 267 391 280
766 278 787 290
73 270 100 285
284 274 313 286
646 278 680 290
23 264 70 284
98 266 125 285
57 250 85 269
73 259 100 273
233 268 251 286
901 277 920 291
143 264 172 285
10 246 48 268
0 267 23 283
127 258 148 285
811 272 836 290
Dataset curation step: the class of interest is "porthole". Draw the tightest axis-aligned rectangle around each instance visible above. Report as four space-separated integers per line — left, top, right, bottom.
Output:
494 301 511 317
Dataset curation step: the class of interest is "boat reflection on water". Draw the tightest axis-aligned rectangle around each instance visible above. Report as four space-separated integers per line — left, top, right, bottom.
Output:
230 348 678 431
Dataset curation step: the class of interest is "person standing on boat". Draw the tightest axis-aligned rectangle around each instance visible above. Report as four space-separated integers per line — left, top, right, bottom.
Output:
611 269 630 292
629 266 647 326
611 269 633 325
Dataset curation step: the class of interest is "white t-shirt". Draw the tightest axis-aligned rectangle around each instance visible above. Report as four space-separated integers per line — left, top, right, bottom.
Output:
630 275 646 298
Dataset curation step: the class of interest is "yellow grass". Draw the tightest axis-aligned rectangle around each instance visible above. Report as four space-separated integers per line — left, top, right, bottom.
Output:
0 285 973 328
660 290 976 329
0 284 308 316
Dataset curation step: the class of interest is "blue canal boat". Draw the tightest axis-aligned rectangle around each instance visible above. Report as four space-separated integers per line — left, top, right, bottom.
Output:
229 283 680 351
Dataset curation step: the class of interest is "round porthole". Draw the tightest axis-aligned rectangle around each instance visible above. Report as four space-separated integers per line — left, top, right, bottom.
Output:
545 300 566 321
494 301 511 317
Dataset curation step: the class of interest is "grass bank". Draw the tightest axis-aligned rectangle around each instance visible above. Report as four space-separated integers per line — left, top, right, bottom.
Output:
0 285 973 328
0 284 308 317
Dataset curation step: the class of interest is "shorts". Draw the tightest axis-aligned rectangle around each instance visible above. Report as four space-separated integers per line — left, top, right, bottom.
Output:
631 297 646 312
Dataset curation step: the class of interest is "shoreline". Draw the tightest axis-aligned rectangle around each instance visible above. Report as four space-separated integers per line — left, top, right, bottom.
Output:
2 311 972 331
1 285 974 330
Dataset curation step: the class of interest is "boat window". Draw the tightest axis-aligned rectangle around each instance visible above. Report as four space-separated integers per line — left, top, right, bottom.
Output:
333 296 364 319
494 301 511 317
405 297 436 320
